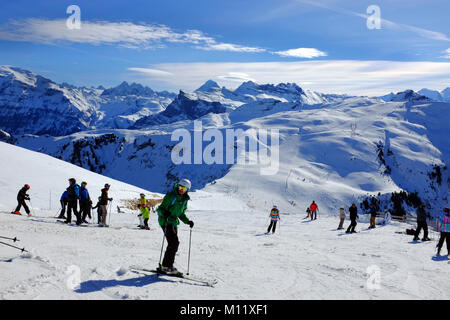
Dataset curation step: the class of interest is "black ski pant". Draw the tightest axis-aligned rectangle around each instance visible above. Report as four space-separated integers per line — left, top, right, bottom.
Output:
59 200 67 218
161 225 179 268
267 220 277 233
144 218 149 228
346 219 357 232
96 208 102 224
414 221 428 239
311 211 317 220
66 200 81 224
15 199 30 214
437 232 450 253
80 202 92 221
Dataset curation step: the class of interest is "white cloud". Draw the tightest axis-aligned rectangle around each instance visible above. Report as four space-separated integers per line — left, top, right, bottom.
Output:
128 60 450 96
0 18 265 53
196 42 265 53
443 48 450 59
217 72 255 82
274 47 327 58
128 67 173 77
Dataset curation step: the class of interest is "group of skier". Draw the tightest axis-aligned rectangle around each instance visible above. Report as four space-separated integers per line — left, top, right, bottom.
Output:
11 176 450 273
13 179 113 226
265 200 450 257
57 178 113 226
12 177 195 275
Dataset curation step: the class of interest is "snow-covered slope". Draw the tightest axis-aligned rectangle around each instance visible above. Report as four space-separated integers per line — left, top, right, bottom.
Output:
0 141 156 215
0 140 449 300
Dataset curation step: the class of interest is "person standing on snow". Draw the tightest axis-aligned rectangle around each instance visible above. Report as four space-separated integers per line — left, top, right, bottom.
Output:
413 204 431 241
79 181 92 224
137 193 150 230
65 178 82 225
13 184 31 216
91 196 102 224
436 208 450 256
58 190 68 219
156 179 194 274
267 205 280 233
305 207 311 219
337 207 346 230
98 184 113 226
346 203 359 233
309 201 318 220
369 204 377 229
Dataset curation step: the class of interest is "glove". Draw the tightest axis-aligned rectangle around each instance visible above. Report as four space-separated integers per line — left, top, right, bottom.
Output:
188 220 194 228
109 198 113 201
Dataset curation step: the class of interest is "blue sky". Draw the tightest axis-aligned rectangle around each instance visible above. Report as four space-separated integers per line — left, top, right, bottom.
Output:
0 0 449 94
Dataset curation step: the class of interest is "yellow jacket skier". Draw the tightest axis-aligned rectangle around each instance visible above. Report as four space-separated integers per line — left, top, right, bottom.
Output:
137 193 150 230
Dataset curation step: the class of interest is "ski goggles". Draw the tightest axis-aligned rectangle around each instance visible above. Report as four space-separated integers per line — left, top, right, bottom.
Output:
178 185 187 192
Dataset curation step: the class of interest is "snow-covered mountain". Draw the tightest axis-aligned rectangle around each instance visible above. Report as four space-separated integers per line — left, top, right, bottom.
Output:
0 66 176 135
1 66 449 218
132 91 228 128
13 97 450 218
418 87 450 102
381 90 431 102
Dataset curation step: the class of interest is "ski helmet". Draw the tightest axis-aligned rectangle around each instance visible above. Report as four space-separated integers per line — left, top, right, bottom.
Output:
178 178 191 191
68 178 76 183
104 183 110 189
140 193 145 197
273 205 278 209
81 181 87 186
24 184 30 190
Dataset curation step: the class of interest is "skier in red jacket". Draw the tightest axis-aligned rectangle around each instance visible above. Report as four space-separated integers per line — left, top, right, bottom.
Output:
309 201 318 220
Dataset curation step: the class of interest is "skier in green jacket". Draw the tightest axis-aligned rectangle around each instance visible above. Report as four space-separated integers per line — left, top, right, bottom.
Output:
156 178 194 274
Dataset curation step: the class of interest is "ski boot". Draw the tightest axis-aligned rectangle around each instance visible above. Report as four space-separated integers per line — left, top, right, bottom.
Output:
422 237 431 241
158 266 181 275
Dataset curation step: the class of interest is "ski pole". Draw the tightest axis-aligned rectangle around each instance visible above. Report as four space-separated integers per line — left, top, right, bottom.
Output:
158 225 167 267
0 240 28 253
0 236 19 242
187 228 192 275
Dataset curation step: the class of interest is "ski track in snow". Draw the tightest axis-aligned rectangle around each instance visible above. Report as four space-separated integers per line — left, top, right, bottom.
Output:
1 207 448 300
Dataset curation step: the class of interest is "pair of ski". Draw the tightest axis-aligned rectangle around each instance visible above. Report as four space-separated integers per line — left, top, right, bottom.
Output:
129 266 217 287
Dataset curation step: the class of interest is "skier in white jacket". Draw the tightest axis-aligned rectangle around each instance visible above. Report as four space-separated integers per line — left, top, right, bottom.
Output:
338 207 346 230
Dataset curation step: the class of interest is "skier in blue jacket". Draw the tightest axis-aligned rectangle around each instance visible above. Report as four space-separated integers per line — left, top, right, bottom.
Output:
79 181 92 223
58 190 69 219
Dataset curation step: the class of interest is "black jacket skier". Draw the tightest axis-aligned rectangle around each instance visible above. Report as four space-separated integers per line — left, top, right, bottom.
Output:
98 184 113 225
65 178 82 225
14 184 31 215
346 203 359 233
414 205 431 241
